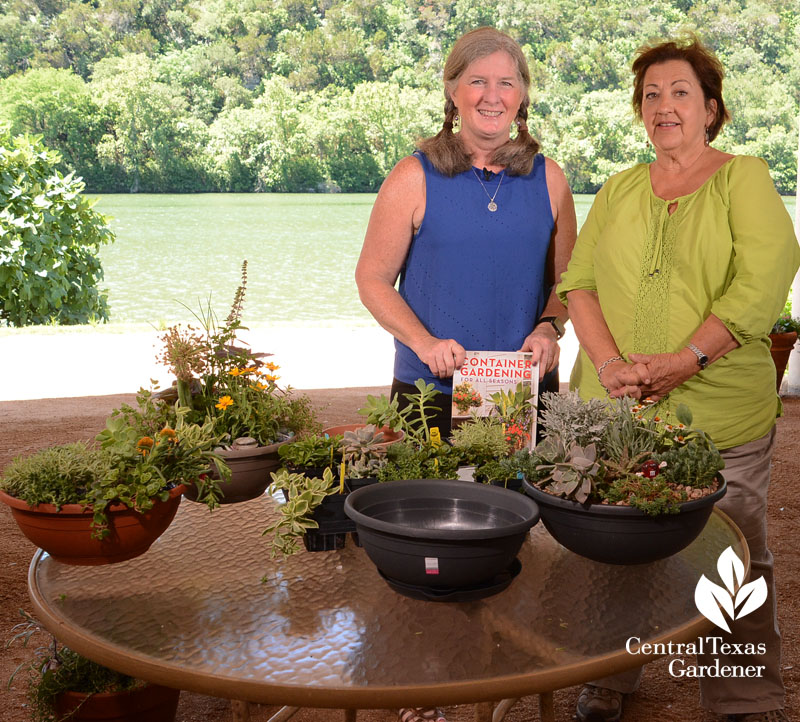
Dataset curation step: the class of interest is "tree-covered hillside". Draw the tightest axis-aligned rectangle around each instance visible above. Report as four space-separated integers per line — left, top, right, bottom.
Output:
0 0 797 193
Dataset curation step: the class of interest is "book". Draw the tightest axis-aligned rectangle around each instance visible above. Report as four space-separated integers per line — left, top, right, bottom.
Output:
451 350 538 449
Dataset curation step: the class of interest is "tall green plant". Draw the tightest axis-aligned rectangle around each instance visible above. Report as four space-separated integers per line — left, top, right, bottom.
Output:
0 130 114 326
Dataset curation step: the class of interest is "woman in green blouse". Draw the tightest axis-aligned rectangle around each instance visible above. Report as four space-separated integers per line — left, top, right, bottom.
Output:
559 37 798 722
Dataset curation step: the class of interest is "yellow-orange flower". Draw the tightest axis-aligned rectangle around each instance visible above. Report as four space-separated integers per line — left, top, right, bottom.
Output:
228 367 242 377
243 366 258 375
265 362 280 372
216 395 234 410
137 436 155 455
253 382 268 391
159 427 178 443
264 374 280 382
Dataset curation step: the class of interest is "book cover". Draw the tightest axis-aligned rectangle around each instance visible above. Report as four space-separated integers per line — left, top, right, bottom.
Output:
451 350 538 449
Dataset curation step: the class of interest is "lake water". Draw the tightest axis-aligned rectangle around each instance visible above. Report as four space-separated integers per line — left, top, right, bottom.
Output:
95 193 797 326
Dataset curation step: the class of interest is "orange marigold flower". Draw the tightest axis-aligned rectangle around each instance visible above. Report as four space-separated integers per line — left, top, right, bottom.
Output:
137 436 154 455
216 395 234 410
159 427 177 438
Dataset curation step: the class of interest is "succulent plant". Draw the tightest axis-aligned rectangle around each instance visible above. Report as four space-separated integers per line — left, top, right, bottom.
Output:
341 424 387 479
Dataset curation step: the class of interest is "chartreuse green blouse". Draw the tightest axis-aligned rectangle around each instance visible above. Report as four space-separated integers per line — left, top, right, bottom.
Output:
558 156 800 449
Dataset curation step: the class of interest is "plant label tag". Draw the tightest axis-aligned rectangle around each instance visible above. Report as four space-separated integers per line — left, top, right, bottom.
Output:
424 557 440 575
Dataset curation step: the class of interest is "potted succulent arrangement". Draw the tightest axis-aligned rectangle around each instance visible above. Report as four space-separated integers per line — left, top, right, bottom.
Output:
0 402 227 565
521 391 726 565
8 611 179 722
156 261 320 503
769 299 800 394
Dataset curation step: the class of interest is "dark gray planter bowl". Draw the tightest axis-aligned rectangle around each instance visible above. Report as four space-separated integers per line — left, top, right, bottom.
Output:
344 479 540 590
521 476 727 565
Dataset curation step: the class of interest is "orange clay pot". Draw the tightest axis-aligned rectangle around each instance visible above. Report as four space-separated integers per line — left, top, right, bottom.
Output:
769 331 797 395
54 683 180 722
0 485 185 565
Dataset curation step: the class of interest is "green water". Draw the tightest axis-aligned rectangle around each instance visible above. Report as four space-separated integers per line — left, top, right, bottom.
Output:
95 193 796 325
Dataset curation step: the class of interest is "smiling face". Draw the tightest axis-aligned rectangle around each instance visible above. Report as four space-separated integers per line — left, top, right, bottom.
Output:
641 59 717 156
448 50 524 153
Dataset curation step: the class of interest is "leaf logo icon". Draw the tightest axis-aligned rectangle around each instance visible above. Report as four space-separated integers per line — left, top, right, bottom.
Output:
694 546 768 632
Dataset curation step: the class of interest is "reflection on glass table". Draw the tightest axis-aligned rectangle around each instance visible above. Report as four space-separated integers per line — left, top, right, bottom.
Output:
28 490 747 722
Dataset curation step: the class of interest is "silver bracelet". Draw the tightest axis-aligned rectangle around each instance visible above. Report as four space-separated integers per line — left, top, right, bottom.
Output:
597 355 624 389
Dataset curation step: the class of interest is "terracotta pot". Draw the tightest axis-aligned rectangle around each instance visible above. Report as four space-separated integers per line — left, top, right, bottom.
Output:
55 683 180 721
0 485 185 565
185 437 288 504
322 424 404 447
521 476 727 566
769 331 797 394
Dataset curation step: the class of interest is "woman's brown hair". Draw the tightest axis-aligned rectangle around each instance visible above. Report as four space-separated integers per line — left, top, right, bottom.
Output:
632 35 730 142
417 27 540 176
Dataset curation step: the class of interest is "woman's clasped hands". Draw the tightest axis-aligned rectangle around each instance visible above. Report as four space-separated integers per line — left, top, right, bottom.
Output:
601 350 698 401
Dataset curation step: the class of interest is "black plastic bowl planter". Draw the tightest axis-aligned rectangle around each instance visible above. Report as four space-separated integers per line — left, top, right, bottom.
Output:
521 476 727 565
344 479 539 594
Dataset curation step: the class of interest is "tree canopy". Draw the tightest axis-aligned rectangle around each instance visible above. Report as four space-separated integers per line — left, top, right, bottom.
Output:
0 0 797 193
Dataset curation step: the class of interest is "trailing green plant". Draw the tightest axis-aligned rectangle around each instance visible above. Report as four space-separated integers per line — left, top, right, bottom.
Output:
263 467 338 557
0 443 110 507
157 261 320 445
7 610 143 722
532 394 724 514
1 405 228 537
0 131 115 327
340 424 387 479
278 434 343 471
449 417 507 466
475 448 540 486
376 441 459 482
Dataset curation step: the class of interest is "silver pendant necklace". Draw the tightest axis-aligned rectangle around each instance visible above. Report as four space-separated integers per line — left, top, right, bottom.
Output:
471 169 505 212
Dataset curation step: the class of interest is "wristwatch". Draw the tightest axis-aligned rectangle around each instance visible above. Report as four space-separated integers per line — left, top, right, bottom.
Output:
686 342 709 369
538 316 566 340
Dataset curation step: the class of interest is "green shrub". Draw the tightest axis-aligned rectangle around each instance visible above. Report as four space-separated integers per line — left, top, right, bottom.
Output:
0 130 114 326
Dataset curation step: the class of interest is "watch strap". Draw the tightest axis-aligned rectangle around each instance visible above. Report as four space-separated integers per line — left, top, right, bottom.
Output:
538 316 565 340
686 342 709 369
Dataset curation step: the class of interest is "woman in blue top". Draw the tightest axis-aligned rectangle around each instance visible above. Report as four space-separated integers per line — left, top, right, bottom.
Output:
356 26 576 437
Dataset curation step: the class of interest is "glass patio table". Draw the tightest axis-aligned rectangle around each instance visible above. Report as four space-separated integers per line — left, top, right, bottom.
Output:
28 491 747 722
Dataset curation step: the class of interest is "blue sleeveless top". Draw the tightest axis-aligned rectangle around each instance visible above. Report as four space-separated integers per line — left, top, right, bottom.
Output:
394 151 555 393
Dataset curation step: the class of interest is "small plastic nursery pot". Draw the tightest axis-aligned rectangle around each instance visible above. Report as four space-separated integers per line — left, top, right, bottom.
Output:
521 476 727 565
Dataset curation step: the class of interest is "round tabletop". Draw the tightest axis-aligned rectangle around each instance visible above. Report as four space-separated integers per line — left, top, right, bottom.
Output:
28 492 747 708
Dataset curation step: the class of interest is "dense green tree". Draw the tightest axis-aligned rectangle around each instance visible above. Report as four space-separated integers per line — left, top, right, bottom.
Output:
0 131 114 326
91 53 209 191
0 0 795 193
